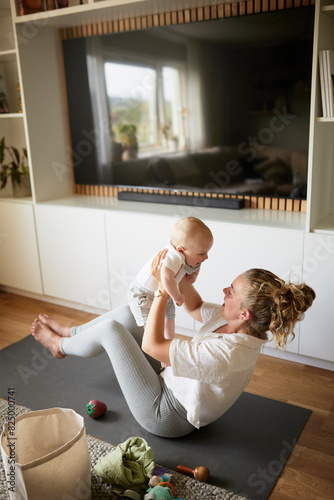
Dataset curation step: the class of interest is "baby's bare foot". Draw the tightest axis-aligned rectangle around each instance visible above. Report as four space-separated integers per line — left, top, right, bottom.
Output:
31 320 65 359
38 314 71 338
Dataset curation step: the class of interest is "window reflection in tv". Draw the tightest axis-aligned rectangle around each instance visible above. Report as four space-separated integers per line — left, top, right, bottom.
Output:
62 6 314 200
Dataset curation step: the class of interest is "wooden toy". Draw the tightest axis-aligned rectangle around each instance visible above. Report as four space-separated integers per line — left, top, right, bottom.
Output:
176 464 210 482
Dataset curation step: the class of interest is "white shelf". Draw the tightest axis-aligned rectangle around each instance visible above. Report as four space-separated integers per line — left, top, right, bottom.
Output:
0 112 24 118
0 194 33 203
312 213 334 233
0 49 16 61
13 0 217 28
316 116 334 122
14 0 162 27
322 4 334 17
36 195 307 231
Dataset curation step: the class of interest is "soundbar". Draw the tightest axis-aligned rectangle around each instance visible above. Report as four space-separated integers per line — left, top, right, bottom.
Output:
118 191 245 209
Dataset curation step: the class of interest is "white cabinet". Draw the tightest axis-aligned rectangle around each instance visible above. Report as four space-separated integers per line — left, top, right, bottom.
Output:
35 204 110 310
104 210 194 330
0 201 42 293
299 232 334 362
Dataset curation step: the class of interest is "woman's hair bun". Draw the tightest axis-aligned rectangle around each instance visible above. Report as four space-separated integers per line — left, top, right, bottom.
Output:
243 269 316 349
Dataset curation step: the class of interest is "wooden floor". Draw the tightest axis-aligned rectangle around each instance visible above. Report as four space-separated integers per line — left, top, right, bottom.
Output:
0 291 333 500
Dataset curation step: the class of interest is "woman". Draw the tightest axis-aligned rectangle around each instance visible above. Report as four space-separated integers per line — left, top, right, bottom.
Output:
31 250 315 438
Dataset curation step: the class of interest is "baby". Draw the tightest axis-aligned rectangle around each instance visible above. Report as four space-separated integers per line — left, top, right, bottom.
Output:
128 216 213 339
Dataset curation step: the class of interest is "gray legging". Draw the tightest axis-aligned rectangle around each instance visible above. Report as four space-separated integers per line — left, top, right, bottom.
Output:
59 305 195 438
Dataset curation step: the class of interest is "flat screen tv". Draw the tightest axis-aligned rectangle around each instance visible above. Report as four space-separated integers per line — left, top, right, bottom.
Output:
62 5 314 207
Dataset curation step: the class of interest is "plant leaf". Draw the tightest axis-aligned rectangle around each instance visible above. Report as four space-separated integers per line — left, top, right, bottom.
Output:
0 137 5 165
11 168 21 185
9 146 20 166
0 169 7 189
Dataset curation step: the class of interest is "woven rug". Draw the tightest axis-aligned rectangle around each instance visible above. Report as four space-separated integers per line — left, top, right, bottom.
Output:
0 400 246 500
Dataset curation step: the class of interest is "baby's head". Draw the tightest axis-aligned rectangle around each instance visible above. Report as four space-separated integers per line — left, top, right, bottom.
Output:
171 217 213 268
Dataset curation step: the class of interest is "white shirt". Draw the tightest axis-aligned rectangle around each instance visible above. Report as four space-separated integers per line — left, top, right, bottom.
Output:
161 302 266 428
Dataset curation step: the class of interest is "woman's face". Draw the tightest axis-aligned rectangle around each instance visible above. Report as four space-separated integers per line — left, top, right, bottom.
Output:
221 273 246 321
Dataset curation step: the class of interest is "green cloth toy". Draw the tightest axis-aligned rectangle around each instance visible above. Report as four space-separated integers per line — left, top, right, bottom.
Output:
94 436 155 489
145 484 185 500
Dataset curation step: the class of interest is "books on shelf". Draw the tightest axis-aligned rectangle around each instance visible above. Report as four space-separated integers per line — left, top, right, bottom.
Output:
319 49 334 118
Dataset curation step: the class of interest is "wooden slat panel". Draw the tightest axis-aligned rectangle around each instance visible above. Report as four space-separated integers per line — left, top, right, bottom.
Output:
254 0 261 13
75 183 305 212
197 7 204 21
184 9 191 23
262 0 269 12
190 8 197 21
218 3 225 17
178 10 184 23
224 2 231 17
247 0 254 14
279 198 286 211
135 17 141 30
232 2 239 16
239 1 246 15
165 12 171 25
211 4 217 19
270 0 277 11
204 5 211 19
65 0 314 40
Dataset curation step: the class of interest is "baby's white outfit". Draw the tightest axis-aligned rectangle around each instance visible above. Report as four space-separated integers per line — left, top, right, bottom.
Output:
128 244 199 326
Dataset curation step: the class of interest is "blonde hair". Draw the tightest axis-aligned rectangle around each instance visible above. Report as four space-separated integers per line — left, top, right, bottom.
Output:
171 217 213 247
242 268 316 349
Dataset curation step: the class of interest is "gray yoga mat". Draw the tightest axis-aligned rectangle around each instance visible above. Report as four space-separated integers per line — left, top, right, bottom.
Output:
0 335 311 500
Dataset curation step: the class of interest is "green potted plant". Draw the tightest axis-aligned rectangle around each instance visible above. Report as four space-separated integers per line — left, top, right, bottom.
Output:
0 137 31 197
118 124 138 159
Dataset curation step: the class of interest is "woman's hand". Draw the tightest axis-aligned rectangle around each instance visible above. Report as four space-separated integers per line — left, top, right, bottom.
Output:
151 248 168 287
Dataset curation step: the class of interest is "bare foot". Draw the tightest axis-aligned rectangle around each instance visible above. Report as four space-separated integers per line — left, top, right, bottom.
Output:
31 319 65 359
38 314 71 338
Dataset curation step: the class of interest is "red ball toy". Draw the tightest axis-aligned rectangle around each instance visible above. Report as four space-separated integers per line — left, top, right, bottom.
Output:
86 399 107 418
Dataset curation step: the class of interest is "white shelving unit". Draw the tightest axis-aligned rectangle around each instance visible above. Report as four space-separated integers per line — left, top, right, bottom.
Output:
307 0 334 233
0 0 30 201
0 0 333 368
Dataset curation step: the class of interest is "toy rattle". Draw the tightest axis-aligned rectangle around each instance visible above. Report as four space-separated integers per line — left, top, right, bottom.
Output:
176 464 210 482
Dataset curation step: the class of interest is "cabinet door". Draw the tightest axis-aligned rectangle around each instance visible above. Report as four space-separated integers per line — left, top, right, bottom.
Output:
35 205 110 310
299 233 334 362
195 221 305 353
0 201 42 293
105 211 194 330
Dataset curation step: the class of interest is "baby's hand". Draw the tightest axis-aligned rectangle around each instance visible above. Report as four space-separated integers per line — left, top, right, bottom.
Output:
176 293 185 307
